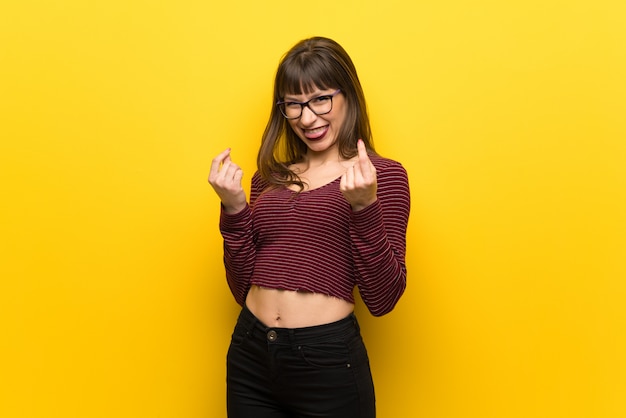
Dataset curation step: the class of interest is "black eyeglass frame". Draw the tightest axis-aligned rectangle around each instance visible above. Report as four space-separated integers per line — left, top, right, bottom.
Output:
276 89 342 120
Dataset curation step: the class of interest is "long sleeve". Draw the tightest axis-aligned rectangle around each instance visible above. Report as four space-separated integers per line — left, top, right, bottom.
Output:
220 205 254 305
219 173 266 305
351 160 410 316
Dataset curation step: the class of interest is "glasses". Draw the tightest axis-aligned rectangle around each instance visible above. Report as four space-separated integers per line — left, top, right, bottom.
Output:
276 89 341 119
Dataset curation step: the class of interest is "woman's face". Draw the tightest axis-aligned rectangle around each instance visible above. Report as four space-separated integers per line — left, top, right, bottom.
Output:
284 87 347 155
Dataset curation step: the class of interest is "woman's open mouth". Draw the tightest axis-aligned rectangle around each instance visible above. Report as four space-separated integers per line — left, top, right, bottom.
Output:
303 125 329 140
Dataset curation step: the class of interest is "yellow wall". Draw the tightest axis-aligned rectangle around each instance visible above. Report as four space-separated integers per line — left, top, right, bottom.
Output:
1 1 625 417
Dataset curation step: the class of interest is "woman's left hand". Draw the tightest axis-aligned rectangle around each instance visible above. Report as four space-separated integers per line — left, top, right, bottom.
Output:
340 139 377 211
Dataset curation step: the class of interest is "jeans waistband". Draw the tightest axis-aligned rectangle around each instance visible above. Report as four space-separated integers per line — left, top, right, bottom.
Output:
238 304 360 345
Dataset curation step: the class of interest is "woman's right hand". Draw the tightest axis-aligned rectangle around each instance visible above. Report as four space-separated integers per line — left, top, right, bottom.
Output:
208 148 248 214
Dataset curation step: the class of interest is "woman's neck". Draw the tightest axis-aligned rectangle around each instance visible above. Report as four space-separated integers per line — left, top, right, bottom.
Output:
300 146 347 169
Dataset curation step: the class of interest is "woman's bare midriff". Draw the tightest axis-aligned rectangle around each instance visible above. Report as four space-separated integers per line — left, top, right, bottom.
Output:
245 285 355 328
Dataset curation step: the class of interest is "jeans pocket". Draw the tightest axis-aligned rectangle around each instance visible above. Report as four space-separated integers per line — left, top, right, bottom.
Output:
299 341 351 369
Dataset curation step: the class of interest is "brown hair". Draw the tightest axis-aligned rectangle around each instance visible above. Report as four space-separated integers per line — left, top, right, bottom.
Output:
257 37 376 190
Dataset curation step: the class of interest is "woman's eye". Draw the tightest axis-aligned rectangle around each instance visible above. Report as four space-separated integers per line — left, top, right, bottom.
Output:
285 102 301 109
312 96 330 104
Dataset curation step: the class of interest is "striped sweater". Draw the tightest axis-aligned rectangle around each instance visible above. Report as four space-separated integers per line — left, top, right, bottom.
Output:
219 155 410 316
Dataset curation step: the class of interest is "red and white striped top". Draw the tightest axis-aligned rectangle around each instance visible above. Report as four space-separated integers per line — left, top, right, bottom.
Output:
220 155 410 316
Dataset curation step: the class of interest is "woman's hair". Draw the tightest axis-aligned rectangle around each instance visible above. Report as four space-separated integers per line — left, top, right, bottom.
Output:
257 37 376 190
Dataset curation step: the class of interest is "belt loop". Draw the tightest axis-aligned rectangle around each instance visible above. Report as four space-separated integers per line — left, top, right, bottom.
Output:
352 314 360 333
243 305 258 338
288 329 298 351
247 317 257 338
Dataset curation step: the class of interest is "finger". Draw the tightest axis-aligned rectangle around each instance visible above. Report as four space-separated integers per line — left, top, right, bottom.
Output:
357 138 367 158
343 165 354 190
352 160 365 186
209 148 231 178
357 139 373 176
214 148 232 164
211 159 232 185
233 167 244 187
223 162 242 185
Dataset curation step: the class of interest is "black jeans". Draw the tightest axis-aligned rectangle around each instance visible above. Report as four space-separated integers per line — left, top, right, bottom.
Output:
227 305 376 418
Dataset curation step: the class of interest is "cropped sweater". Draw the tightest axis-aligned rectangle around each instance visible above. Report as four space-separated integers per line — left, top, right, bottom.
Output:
219 155 410 316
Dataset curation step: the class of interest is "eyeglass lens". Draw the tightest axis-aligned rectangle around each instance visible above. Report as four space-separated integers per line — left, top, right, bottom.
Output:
278 93 336 119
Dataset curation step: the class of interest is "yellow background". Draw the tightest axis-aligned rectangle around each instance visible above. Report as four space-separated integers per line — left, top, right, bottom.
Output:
1 0 625 417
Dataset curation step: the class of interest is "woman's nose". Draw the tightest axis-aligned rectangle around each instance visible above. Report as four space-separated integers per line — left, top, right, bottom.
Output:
299 105 317 124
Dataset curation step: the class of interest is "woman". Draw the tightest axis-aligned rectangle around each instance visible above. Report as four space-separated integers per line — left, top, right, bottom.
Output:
209 36 410 418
